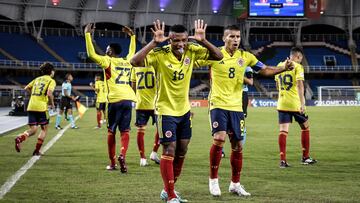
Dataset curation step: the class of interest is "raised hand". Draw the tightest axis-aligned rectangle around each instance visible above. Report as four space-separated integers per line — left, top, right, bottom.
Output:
150 19 169 44
284 58 294 71
122 26 135 36
189 19 207 42
84 23 95 34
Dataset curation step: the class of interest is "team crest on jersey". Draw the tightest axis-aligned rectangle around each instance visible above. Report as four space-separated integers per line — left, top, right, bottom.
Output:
238 58 244 66
165 131 173 138
212 121 219 129
184 57 191 65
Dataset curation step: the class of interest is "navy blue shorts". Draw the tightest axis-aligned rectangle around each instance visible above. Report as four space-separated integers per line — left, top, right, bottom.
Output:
96 102 106 111
278 111 309 124
210 108 245 141
28 111 49 126
135 110 156 127
156 111 192 143
107 100 132 133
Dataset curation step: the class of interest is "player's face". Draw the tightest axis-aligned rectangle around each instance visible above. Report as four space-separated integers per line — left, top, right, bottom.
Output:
223 30 241 51
292 52 303 63
68 75 73 82
169 32 188 54
50 70 55 78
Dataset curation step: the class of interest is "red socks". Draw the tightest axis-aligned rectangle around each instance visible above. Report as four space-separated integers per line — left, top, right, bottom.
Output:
96 111 102 127
120 131 130 158
160 155 176 199
301 128 310 158
107 131 116 166
34 138 44 153
173 156 185 183
230 149 242 183
19 133 28 142
279 131 288 161
152 131 160 152
209 144 223 179
137 129 145 158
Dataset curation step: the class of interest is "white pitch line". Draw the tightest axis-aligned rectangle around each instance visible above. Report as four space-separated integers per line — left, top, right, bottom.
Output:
0 116 79 199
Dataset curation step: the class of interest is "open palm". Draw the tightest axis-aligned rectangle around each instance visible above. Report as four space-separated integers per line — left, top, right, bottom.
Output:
189 19 207 42
151 19 169 43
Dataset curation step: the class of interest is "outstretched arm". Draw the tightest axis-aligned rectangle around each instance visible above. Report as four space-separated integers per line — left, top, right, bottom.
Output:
84 23 109 67
189 19 223 60
123 26 136 59
259 59 294 77
131 20 169 67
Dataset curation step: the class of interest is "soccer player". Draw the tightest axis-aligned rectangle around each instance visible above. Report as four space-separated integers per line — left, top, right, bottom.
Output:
90 74 107 129
275 47 317 168
130 19 223 203
195 25 293 197
15 62 56 156
131 66 160 166
55 73 78 129
85 23 137 173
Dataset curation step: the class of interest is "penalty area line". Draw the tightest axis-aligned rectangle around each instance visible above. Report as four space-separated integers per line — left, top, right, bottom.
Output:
0 116 80 199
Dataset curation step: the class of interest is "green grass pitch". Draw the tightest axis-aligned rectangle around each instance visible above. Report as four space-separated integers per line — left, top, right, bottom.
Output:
0 107 360 202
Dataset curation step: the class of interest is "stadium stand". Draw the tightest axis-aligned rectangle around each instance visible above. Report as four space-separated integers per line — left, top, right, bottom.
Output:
303 47 352 66
0 32 57 61
43 35 85 62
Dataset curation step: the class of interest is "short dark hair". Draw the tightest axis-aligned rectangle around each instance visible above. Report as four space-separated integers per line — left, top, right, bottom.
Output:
224 25 241 32
65 73 72 80
290 47 304 56
40 62 54 75
109 43 122 55
170 24 187 33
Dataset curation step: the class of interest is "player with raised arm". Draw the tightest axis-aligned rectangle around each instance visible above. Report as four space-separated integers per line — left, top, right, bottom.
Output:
54 73 78 129
131 66 160 166
85 23 137 173
196 25 293 197
275 47 317 168
131 19 223 203
90 74 107 129
15 62 56 156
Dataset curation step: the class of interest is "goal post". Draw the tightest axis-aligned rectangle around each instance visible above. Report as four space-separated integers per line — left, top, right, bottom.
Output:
317 86 360 106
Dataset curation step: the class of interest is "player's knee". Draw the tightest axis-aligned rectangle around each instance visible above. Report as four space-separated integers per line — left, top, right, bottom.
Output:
213 139 225 147
137 126 146 131
162 143 176 156
231 141 242 152
301 121 309 130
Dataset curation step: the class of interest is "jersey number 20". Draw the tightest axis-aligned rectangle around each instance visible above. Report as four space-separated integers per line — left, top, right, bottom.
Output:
137 72 155 89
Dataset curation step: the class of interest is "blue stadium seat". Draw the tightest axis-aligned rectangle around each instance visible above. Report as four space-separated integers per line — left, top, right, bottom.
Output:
303 47 352 66
251 41 272 49
94 36 142 58
43 36 85 62
263 47 291 66
0 32 57 61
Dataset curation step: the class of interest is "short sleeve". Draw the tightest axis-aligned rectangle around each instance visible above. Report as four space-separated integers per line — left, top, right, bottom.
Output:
48 79 56 92
190 43 209 61
144 49 158 70
25 79 35 89
247 52 265 72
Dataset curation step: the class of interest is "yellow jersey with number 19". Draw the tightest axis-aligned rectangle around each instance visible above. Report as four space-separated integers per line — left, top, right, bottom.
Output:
85 33 136 103
145 43 209 116
95 80 107 103
196 47 264 112
275 61 304 112
131 66 156 110
26 75 56 112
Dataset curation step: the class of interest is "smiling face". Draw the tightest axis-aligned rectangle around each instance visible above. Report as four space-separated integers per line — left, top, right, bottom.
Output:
223 29 241 52
169 32 188 54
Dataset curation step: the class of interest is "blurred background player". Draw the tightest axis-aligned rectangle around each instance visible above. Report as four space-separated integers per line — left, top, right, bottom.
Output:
85 23 137 173
131 19 223 203
90 74 107 129
196 25 293 197
275 47 317 168
131 66 161 166
55 73 78 129
15 62 56 156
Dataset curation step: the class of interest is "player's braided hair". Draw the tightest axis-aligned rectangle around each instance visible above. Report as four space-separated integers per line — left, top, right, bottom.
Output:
39 62 55 76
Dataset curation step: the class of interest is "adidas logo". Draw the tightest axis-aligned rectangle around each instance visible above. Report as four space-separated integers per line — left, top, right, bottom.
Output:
167 64 173 68
219 61 224 64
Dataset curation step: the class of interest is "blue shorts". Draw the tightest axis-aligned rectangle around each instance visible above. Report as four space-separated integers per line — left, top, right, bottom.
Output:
135 110 156 127
278 111 309 124
156 111 192 143
210 108 245 141
107 100 132 133
96 102 106 111
28 111 49 126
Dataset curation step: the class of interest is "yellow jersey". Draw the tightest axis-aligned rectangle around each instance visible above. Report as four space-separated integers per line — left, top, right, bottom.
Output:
95 80 107 103
275 61 304 111
145 43 209 116
196 47 264 112
131 66 156 110
26 75 56 112
85 33 137 103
